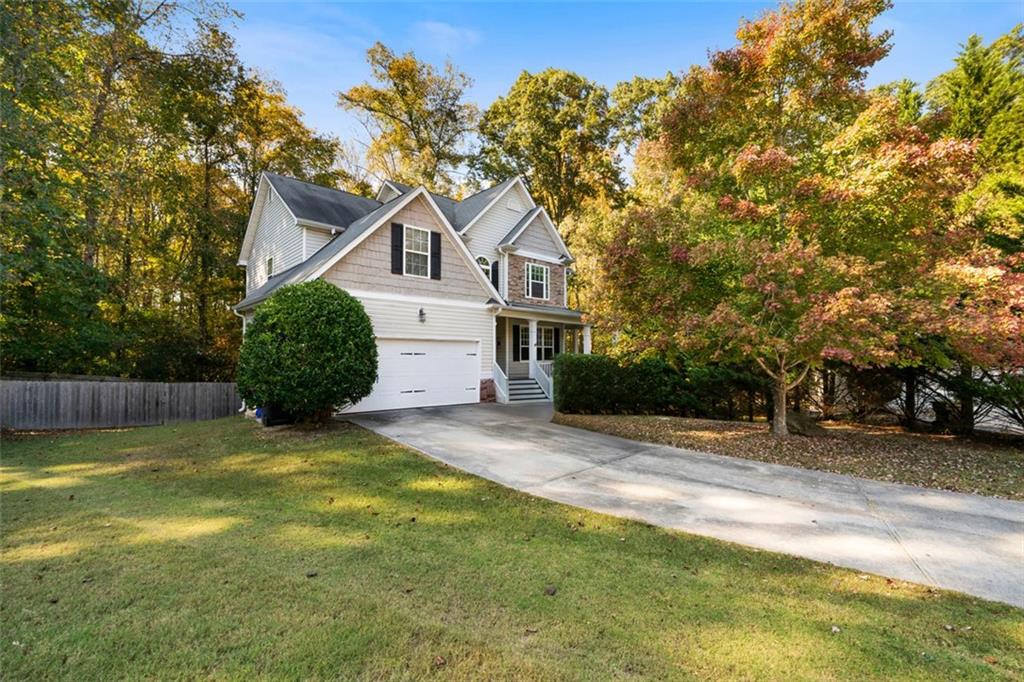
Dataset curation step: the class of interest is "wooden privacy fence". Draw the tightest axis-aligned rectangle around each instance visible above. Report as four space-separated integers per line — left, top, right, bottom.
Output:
0 380 242 430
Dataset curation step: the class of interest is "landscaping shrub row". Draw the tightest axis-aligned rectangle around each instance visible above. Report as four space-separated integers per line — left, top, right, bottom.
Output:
552 354 766 416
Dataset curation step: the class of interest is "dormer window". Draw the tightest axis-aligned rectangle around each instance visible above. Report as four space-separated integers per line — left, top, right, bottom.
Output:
476 256 490 278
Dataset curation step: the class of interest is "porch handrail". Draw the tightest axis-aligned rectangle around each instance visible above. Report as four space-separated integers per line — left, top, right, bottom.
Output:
531 358 553 400
492 361 509 404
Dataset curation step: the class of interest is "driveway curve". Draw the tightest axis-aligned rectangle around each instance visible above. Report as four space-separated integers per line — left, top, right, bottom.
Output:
351 403 1024 608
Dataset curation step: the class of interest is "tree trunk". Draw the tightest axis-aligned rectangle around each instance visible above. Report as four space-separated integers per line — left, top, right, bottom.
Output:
955 363 975 436
772 378 788 436
902 369 918 428
198 142 212 344
820 368 836 420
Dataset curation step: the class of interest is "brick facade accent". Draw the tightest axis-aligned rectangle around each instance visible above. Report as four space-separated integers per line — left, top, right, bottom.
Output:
479 379 496 403
507 254 566 308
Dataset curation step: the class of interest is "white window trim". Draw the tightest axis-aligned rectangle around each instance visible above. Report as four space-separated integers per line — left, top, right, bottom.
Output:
476 255 491 279
266 257 274 277
518 325 530 362
403 224 431 279
525 262 550 300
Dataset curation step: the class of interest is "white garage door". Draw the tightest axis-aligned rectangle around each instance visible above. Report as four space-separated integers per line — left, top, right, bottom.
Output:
344 339 480 413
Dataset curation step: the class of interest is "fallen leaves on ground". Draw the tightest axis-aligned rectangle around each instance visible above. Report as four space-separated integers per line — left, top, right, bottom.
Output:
552 413 1024 500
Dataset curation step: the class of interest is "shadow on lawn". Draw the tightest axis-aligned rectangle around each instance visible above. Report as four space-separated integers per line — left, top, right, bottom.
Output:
1 417 1021 679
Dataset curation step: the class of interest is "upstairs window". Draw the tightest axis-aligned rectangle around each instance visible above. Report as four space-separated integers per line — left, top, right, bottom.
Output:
404 225 430 278
526 262 549 299
266 257 274 277
476 255 490 278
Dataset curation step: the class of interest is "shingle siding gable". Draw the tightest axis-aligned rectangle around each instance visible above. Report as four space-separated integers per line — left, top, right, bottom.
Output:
321 195 490 302
514 213 561 255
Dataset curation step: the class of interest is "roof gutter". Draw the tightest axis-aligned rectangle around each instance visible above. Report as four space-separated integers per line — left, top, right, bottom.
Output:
297 217 347 233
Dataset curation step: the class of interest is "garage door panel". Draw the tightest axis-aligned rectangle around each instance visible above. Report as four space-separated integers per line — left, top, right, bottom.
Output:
343 339 480 413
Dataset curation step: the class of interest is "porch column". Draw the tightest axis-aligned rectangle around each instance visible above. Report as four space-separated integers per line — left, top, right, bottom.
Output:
582 324 592 354
528 319 538 378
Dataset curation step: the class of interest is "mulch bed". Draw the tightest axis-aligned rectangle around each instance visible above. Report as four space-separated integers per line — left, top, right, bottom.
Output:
552 413 1024 500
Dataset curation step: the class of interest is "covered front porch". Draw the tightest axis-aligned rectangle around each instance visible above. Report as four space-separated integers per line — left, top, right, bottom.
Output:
492 306 591 404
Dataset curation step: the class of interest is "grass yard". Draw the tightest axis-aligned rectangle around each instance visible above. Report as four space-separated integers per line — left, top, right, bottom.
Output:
2 418 1022 680
553 413 1024 501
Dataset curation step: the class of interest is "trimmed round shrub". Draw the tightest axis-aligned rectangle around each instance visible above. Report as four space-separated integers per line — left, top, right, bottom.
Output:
236 280 378 421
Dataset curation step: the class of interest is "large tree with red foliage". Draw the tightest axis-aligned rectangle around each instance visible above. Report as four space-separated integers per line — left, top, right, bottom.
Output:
598 0 1020 436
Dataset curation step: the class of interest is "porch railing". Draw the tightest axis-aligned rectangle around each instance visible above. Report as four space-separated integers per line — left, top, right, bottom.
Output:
532 359 553 400
492 361 509 404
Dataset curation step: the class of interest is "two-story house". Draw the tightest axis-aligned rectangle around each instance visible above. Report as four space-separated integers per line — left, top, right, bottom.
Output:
234 173 591 413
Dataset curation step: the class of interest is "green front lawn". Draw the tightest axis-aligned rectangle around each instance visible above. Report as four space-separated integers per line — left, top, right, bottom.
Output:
2 418 1022 680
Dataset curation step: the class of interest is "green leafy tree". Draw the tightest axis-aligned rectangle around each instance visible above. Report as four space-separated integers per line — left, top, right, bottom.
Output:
927 28 1022 146
338 42 477 194
929 27 1024 256
236 281 378 421
232 75 349 201
1 0 344 380
609 73 680 151
474 68 622 226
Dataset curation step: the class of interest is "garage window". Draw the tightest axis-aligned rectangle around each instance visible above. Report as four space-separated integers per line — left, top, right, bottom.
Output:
404 226 430 278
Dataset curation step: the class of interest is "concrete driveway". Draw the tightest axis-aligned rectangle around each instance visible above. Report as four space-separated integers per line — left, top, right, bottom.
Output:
351 403 1024 608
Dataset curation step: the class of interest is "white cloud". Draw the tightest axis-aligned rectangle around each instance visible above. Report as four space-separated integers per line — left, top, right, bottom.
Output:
411 21 481 55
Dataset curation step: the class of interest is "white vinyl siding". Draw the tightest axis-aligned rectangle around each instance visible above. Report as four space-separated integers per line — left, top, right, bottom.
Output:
247 186 303 292
353 294 495 379
304 227 333 258
461 182 535 279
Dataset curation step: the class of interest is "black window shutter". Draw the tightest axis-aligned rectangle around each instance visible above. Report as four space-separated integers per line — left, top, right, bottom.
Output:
390 223 403 274
512 324 520 362
430 232 441 279
490 260 499 290
554 327 561 355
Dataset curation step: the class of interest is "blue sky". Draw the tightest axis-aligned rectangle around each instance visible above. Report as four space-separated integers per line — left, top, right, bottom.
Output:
227 1 1022 146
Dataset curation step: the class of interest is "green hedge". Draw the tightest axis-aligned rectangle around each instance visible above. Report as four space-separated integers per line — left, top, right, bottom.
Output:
552 354 696 414
553 354 768 416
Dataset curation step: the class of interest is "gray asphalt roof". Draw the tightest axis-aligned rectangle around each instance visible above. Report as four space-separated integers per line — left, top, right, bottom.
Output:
235 193 407 311
384 178 519 231
498 207 542 246
454 178 518 230
237 174 523 311
264 173 380 228
502 302 584 320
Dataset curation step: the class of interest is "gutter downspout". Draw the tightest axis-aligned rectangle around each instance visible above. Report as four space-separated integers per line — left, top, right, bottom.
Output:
232 306 248 413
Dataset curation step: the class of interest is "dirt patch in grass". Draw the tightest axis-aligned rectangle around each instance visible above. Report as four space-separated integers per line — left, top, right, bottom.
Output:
552 413 1024 500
